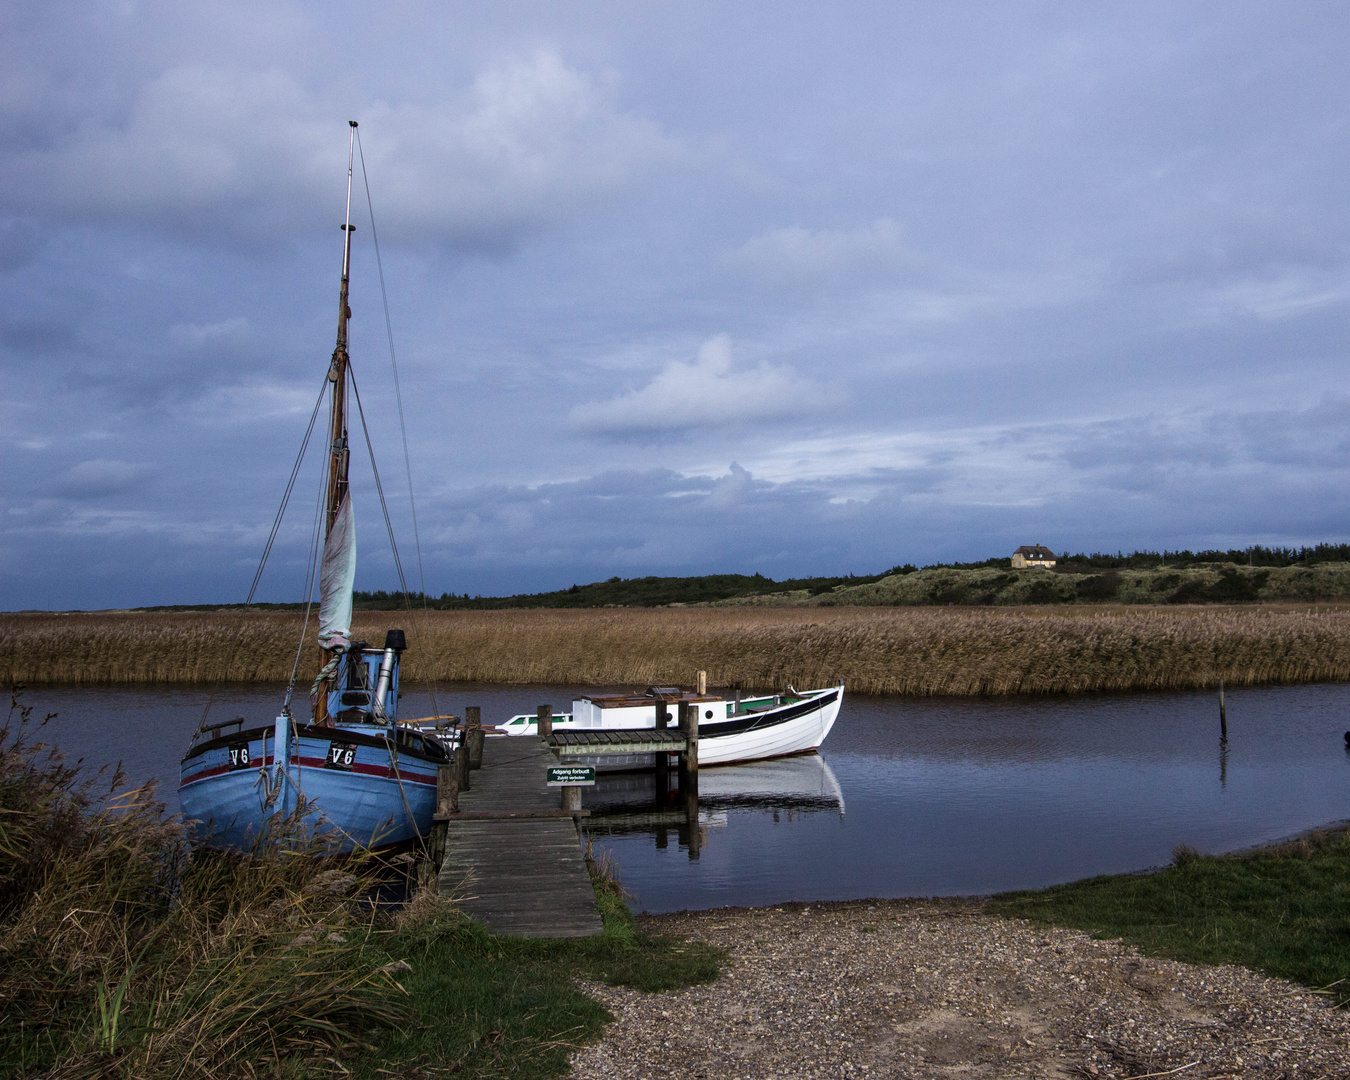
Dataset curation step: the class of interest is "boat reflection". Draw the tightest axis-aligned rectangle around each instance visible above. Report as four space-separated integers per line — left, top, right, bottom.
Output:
582 753 845 860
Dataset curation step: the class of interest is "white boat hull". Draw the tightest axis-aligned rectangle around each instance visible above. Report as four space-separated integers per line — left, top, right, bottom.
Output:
499 684 843 767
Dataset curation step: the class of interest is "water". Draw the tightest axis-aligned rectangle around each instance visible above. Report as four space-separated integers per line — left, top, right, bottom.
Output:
15 681 1350 913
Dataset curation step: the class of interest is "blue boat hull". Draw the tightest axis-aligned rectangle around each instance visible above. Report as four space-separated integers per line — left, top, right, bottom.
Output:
179 722 446 851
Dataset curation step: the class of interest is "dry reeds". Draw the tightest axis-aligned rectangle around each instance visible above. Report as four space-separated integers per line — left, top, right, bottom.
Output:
0 693 411 1077
6 605 1350 695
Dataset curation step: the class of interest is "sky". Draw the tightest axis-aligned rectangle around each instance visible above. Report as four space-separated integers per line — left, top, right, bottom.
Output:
4 1 1350 609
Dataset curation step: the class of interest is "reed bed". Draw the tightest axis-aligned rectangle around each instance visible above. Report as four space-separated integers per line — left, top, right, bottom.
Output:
6 605 1350 695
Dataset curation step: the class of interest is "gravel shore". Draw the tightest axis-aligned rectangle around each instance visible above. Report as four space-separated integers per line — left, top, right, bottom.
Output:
570 899 1350 1079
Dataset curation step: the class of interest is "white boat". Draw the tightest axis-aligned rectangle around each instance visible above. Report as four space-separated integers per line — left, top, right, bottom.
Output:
497 683 844 766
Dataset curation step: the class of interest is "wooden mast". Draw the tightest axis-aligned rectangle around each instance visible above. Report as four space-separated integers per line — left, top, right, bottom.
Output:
326 121 357 539
315 121 358 726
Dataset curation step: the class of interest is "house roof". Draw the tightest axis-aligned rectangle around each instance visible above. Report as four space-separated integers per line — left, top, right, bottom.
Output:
1014 545 1057 559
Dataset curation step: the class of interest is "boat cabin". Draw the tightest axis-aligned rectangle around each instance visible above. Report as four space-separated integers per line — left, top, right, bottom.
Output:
327 629 405 724
572 687 727 728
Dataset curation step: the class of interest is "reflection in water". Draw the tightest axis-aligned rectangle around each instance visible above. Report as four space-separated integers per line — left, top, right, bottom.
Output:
583 755 846 861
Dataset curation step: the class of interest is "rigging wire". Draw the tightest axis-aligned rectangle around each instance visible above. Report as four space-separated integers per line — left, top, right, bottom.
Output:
348 363 410 600
282 443 330 712
355 129 442 719
246 374 331 605
196 371 329 737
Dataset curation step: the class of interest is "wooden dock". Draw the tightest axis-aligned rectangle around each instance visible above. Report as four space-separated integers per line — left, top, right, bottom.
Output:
435 735 603 938
433 701 703 933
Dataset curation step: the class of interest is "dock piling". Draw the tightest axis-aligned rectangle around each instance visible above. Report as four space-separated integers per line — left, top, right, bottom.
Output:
654 696 670 803
466 705 484 769
537 704 553 738
437 761 459 816
678 700 700 860
456 732 471 792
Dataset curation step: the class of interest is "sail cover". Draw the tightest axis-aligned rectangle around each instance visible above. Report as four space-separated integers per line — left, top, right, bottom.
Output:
317 493 356 651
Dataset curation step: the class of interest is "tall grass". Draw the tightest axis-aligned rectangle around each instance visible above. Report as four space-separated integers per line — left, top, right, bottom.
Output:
0 692 410 1078
6 605 1350 695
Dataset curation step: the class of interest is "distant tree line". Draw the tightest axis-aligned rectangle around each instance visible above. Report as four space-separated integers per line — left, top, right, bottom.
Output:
128 543 1350 612
352 571 893 610
349 545 1350 609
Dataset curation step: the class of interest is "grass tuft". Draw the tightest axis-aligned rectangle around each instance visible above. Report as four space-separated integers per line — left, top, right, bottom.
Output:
991 826 1350 1003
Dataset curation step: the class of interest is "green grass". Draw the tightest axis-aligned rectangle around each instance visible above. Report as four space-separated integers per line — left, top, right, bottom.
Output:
356 879 722 1079
990 828 1350 1003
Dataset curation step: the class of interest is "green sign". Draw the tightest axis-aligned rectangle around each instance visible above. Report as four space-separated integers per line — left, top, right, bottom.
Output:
547 765 596 786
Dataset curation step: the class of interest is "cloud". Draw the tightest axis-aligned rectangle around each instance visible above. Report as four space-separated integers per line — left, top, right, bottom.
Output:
1197 272 1350 322
727 218 907 282
0 51 676 247
168 317 250 349
47 459 156 499
569 334 838 434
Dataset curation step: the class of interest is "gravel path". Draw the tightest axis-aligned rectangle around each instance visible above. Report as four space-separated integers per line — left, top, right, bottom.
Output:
570 899 1350 1079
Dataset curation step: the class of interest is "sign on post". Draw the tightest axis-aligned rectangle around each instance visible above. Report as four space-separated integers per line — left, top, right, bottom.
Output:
547 765 596 787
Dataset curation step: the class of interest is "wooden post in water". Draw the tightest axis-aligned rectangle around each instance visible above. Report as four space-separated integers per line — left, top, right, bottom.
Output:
696 669 707 695
465 706 484 769
654 696 669 806
561 785 583 812
1219 679 1228 742
537 704 553 738
677 701 700 798
679 700 700 860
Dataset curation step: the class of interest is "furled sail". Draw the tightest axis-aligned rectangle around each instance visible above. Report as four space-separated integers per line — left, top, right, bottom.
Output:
318 493 355 651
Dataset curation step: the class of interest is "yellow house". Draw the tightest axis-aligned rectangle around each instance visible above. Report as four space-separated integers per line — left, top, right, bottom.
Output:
1012 545 1057 569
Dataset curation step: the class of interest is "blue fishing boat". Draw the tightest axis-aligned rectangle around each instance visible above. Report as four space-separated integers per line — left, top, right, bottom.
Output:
179 123 451 850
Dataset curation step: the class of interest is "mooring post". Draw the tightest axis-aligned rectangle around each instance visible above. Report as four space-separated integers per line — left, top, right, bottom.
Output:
1219 678 1228 741
537 704 553 738
677 701 700 797
437 761 459 816
679 700 699 844
456 727 471 792
561 785 583 812
696 669 707 695
465 705 484 769
654 696 669 806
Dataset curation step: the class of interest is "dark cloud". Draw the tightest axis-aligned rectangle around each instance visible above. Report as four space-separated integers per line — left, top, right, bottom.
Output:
3 3 1350 607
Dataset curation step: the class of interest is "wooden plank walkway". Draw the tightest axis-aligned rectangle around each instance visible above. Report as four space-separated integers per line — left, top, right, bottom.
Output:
437 735 603 938
547 729 688 754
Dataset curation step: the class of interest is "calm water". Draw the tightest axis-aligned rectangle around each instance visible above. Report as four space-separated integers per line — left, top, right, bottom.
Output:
16 681 1350 913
